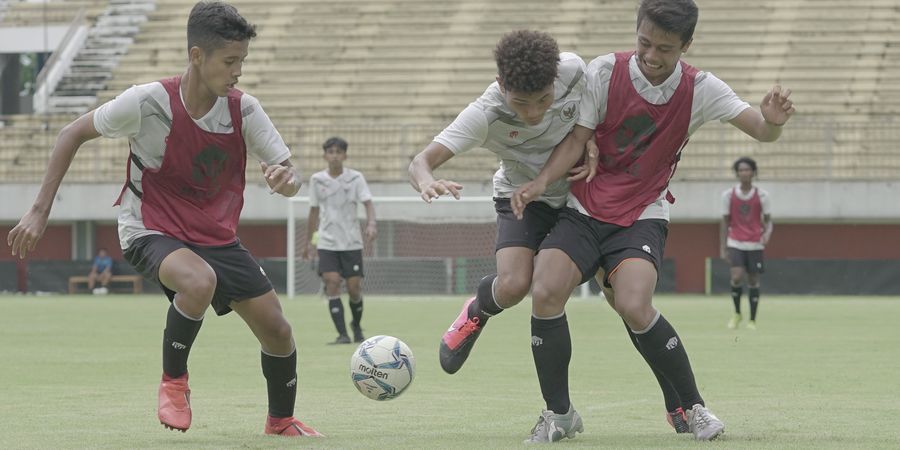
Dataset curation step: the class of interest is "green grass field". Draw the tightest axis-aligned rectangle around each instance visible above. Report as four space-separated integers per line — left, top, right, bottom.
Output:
1 293 898 449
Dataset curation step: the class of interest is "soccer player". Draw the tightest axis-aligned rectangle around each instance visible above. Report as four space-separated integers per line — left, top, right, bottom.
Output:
721 156 772 330
511 0 795 442
6 1 321 437
408 29 589 373
87 248 113 294
303 136 376 344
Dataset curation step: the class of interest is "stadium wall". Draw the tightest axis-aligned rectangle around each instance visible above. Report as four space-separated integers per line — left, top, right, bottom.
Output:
2 181 899 294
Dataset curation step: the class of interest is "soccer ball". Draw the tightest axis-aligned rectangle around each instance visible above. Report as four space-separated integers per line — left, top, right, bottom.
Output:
349 335 415 401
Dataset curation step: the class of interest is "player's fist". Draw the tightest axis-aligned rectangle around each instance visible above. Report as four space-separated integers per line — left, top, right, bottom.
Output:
261 161 301 197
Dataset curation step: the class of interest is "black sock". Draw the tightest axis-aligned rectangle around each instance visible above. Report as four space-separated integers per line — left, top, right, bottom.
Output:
633 313 704 408
349 296 363 328
531 314 571 414
731 285 743 314
749 287 760 321
328 297 348 336
162 302 203 378
623 320 681 412
261 349 297 418
468 274 503 322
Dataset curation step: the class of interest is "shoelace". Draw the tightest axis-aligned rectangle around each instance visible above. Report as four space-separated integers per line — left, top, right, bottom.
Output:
692 407 712 429
529 415 548 437
457 316 481 335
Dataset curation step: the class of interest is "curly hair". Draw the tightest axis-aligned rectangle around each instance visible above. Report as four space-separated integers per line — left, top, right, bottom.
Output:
637 0 698 45
187 1 257 53
493 30 560 93
733 156 758 174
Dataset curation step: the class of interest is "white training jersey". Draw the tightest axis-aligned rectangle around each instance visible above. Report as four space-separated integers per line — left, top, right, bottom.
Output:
93 81 291 250
571 53 751 221
722 185 772 250
309 168 373 251
434 52 587 208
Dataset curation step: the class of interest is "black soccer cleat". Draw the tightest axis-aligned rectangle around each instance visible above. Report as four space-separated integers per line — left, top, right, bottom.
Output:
439 297 484 374
328 334 352 345
667 407 691 434
351 322 365 343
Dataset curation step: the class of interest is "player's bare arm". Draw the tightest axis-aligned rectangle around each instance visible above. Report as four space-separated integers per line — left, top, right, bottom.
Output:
261 158 301 197
7 111 101 258
566 138 600 182
762 214 774 245
730 85 795 142
363 200 377 244
408 141 463 203
719 215 729 259
511 124 593 218
303 205 320 260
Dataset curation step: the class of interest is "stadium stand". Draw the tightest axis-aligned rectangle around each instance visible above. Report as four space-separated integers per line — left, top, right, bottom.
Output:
1 0 898 182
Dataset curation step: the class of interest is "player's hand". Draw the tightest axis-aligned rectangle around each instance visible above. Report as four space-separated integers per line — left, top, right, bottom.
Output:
418 179 463 203
567 139 599 182
7 209 50 259
364 222 377 244
302 243 315 260
720 247 728 260
760 85 795 127
261 162 300 196
511 179 547 220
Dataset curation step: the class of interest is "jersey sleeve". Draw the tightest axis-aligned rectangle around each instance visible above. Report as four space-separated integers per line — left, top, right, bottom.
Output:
92 84 144 138
356 172 373 203
721 189 732 215
759 188 772 215
695 72 751 124
576 54 616 130
308 174 320 207
558 52 587 91
433 103 489 155
240 94 292 165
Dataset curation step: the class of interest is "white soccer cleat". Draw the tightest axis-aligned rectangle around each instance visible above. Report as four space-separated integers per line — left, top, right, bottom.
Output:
524 404 583 444
686 403 725 441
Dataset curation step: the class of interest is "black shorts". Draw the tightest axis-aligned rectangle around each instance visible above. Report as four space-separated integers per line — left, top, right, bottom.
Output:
317 249 364 279
123 234 273 316
728 248 765 274
494 197 560 252
539 208 668 286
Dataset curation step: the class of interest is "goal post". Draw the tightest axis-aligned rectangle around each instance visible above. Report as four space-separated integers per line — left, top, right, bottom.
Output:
287 196 496 298
286 195 594 299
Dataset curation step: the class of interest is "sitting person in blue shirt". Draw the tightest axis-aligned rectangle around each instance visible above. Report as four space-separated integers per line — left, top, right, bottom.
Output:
89 248 113 294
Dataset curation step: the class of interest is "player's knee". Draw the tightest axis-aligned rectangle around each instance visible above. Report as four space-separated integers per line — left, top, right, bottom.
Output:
613 296 652 322
269 319 293 345
180 270 217 302
495 274 530 305
531 281 565 308
346 282 362 298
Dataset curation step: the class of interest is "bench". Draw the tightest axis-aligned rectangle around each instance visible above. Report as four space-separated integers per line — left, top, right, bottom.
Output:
68 275 144 294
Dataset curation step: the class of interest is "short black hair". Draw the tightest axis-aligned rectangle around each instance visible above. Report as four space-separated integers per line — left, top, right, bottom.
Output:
733 156 758 174
494 30 560 93
323 137 348 152
637 0 699 45
187 1 257 54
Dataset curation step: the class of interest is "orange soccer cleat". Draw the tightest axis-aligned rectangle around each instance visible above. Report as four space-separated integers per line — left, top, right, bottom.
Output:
158 372 191 432
265 416 324 437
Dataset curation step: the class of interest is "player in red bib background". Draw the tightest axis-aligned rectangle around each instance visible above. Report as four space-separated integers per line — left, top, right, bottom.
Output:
720 157 773 330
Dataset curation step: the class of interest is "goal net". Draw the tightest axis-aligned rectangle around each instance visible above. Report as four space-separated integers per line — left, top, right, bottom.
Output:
287 196 498 298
